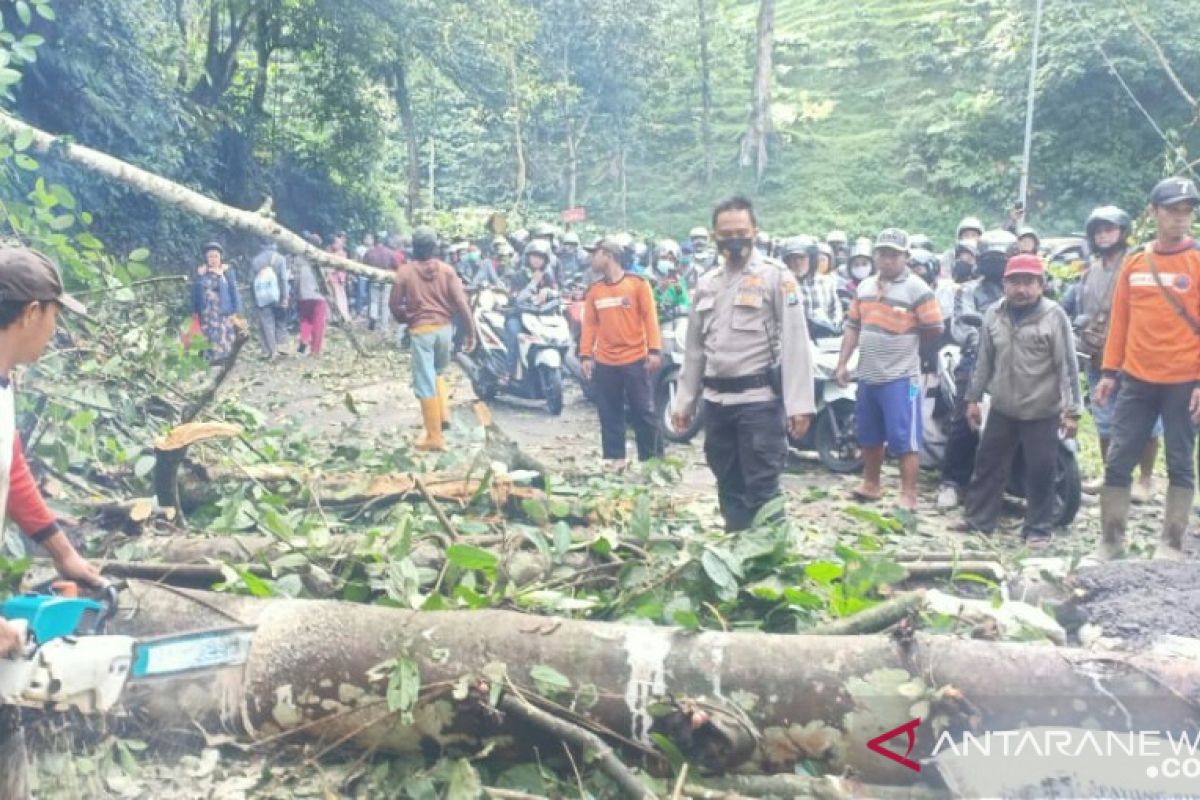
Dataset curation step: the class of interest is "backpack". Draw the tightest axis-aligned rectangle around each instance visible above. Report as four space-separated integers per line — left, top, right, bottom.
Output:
254 265 281 307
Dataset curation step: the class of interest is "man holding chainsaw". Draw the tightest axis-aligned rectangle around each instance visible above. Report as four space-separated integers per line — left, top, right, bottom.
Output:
0 249 103 658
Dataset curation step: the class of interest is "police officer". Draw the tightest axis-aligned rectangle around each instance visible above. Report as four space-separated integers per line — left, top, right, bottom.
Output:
672 196 815 531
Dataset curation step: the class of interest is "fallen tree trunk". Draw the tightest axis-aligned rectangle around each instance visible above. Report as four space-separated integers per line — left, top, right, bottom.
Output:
0 112 393 283
110 582 1200 786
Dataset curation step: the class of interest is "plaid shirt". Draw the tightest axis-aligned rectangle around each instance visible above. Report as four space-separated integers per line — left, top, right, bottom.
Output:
802 273 843 328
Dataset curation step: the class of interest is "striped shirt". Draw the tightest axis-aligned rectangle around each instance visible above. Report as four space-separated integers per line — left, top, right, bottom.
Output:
846 269 943 384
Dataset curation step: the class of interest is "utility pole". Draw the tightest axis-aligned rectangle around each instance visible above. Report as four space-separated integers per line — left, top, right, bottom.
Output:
1019 0 1044 214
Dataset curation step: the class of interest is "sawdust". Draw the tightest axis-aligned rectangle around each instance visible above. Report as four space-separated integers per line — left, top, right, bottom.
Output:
1062 560 1200 646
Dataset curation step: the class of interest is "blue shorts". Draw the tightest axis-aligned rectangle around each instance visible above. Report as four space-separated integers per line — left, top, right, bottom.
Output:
857 377 922 456
1086 365 1163 440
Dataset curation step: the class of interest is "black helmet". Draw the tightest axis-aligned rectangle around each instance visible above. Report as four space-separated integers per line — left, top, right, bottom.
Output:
525 238 552 264
780 235 819 273
1085 205 1132 256
908 248 940 286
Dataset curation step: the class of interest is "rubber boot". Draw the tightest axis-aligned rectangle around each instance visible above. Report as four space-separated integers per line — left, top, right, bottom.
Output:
436 376 452 431
415 398 445 452
1096 486 1131 561
1156 485 1192 560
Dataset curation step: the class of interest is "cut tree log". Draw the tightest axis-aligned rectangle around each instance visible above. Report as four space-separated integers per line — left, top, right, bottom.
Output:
109 581 1200 786
153 421 244 521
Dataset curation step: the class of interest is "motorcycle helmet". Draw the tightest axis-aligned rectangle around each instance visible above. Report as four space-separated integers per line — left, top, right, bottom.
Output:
816 241 834 273
847 239 875 281
531 222 557 241
908 248 940 287
689 226 709 244
826 230 848 247
780 235 819 277
956 216 984 241
976 229 1017 281
525 238 552 269
1084 205 1132 256
561 231 581 247
1016 225 1040 254
910 233 934 252
655 238 682 261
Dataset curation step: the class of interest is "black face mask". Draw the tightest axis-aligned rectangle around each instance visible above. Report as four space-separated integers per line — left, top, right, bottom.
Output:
953 259 975 282
979 257 1005 282
717 237 754 263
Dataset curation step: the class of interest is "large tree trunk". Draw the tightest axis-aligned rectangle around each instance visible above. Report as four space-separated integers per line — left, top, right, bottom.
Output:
391 57 421 222
696 0 715 185
250 6 273 116
740 0 774 182
0 706 29 800
0 112 391 283
111 582 1200 787
507 54 528 215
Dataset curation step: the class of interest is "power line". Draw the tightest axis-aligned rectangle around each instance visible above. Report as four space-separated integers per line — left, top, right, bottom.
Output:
1063 0 1198 180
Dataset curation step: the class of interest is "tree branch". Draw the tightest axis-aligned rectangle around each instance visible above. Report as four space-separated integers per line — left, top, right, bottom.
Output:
1119 0 1197 109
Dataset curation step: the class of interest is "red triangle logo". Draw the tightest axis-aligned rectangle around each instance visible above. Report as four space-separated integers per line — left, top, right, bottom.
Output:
867 718 922 772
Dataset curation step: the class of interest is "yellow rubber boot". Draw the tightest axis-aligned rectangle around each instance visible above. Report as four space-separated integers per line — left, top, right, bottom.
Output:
415 397 445 452
436 376 452 431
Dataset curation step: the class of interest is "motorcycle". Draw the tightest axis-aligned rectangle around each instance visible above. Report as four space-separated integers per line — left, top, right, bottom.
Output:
787 320 862 474
456 286 572 416
656 309 704 443
926 327 1082 527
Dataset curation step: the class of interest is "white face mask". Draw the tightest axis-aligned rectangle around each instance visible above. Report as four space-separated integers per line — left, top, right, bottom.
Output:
851 265 872 281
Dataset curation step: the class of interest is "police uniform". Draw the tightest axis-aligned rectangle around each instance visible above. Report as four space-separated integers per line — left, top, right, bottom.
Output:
674 249 815 530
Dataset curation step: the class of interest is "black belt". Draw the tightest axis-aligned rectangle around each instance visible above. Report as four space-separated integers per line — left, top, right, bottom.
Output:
703 372 773 393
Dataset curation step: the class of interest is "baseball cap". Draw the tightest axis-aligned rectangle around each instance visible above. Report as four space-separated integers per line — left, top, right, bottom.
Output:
1004 254 1044 278
1150 177 1200 208
584 236 625 259
0 248 87 315
873 228 910 253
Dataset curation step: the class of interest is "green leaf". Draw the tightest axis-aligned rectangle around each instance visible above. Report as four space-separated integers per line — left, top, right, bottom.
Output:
12 128 32 151
385 656 421 717
805 561 844 585
445 759 481 800
76 232 104 250
552 522 572 559
35 2 54 20
446 543 499 574
13 153 37 171
629 493 651 542
701 548 738 600
235 567 273 598
128 247 149 262
0 68 19 86
529 664 571 694
651 733 687 773
49 214 74 231
15 2 30 26
261 508 295 540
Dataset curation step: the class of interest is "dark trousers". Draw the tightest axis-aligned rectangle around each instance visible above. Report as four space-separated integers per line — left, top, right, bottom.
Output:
1105 375 1196 489
594 360 663 461
703 399 787 532
941 396 980 489
964 411 1060 538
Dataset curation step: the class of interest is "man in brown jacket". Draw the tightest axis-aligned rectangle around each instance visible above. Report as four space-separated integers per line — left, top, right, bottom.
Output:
390 226 475 451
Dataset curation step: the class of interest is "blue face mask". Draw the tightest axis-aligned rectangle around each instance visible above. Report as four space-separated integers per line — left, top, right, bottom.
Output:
655 259 674 276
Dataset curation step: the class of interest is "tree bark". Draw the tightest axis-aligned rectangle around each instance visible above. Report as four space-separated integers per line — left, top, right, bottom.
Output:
507 54 528 216
740 0 774 183
0 111 392 283
110 583 1200 786
250 5 274 117
391 57 421 222
0 706 30 800
696 0 715 184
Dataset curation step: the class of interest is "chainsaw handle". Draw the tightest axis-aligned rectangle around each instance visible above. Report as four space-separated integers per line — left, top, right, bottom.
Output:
93 582 121 634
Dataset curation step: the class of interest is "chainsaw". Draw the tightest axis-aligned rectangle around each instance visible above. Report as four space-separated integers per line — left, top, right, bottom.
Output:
0 581 254 713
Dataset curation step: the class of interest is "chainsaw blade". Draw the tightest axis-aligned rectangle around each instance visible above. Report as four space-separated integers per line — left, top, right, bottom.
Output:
130 625 255 680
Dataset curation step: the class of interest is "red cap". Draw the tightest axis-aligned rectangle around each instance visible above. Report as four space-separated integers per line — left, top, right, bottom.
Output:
1004 254 1044 278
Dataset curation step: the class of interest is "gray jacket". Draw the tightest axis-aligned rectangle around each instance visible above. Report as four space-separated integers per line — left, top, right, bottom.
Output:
966 297 1083 421
252 246 291 305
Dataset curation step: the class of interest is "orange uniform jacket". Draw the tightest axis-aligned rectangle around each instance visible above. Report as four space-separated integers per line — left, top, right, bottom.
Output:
580 274 662 366
1102 240 1200 384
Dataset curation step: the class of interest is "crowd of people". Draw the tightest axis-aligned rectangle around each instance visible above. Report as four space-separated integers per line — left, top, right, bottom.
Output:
180 176 1200 557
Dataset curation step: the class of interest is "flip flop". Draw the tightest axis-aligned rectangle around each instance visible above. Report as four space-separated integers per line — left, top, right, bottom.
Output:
850 489 883 503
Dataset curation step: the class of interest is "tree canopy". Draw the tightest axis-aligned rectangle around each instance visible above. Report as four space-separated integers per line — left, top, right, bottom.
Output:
4 0 1199 260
